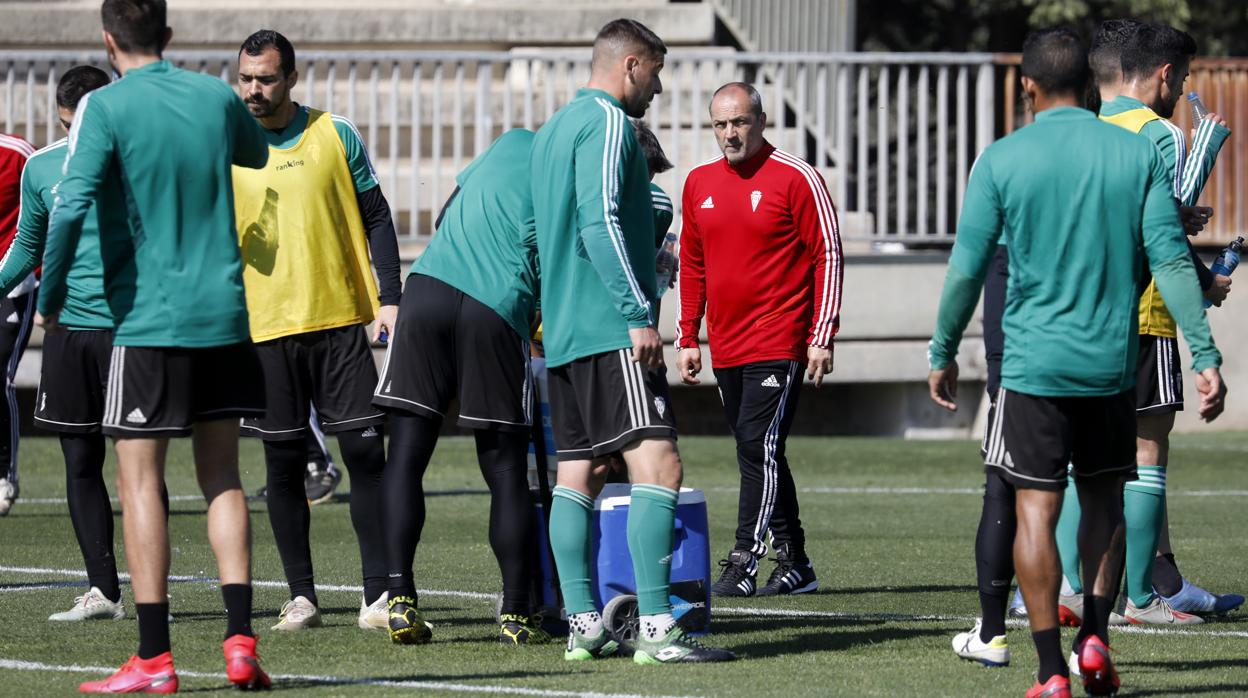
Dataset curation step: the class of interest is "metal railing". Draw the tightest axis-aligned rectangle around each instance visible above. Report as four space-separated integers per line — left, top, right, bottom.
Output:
0 49 997 242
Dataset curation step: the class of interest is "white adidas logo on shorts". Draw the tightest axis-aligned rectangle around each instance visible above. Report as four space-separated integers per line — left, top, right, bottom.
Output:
761 375 781 388
125 407 147 424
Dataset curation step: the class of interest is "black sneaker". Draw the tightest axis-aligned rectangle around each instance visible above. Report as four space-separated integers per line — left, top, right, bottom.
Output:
499 613 553 646
305 462 342 505
711 550 757 597
387 595 433 645
756 544 818 596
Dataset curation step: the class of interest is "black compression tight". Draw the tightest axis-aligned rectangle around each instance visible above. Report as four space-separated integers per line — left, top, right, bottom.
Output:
61 433 120 602
383 414 534 615
337 427 389 605
382 413 441 601
264 427 389 607
975 471 1017 639
475 429 535 616
264 439 316 604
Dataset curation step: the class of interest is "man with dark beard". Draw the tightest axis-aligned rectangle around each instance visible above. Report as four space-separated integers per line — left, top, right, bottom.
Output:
233 29 403 632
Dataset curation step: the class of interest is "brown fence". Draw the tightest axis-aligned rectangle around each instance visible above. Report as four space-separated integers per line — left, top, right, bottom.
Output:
996 55 1248 245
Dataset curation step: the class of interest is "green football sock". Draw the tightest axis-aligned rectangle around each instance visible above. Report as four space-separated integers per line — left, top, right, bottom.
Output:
1124 466 1167 607
627 484 679 616
1056 474 1084 594
549 486 596 615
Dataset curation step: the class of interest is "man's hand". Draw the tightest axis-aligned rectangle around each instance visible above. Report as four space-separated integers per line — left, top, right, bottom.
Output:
1179 205 1213 237
36 311 60 333
372 304 398 343
1196 367 1227 422
677 347 702 385
928 362 959 411
628 326 664 370
806 345 834 387
1205 274 1232 307
1193 112 1231 138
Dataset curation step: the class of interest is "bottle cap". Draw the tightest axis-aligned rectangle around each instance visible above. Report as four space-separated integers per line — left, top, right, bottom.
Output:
1187 91 1200 102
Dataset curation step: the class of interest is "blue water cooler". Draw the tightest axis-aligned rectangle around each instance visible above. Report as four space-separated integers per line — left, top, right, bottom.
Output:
591 483 712 633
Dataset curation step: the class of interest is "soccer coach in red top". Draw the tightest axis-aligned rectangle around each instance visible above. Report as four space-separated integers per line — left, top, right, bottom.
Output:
678 82 842 598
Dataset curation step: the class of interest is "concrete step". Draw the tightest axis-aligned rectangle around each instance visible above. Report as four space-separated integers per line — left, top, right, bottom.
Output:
0 2 715 48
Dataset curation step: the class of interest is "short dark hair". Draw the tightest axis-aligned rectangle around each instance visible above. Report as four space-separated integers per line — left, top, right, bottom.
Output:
1020 27 1089 98
592 18 666 69
710 82 763 117
240 29 296 78
631 119 672 176
56 66 110 111
1089 19 1142 87
101 0 167 55
1121 22 1197 82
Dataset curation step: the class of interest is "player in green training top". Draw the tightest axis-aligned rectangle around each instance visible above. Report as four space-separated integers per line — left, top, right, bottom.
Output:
41 1 273 692
927 29 1225 697
0 66 131 624
372 128 547 647
530 18 735 665
1097 22 1240 623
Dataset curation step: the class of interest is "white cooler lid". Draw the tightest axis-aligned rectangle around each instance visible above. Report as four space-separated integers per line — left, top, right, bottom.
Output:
595 483 705 510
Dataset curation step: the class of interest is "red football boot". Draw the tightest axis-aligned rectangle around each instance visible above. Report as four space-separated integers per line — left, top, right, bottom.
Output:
80 653 178 694
224 634 272 691
1024 674 1072 698
1076 635 1120 696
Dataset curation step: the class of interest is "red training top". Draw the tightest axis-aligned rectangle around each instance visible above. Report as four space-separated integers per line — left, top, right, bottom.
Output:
0 134 34 258
677 142 843 369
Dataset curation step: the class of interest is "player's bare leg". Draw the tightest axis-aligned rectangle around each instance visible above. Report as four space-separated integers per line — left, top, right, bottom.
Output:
114 438 171 605
1014 488 1067 685
81 438 178 694
193 419 250 585
192 418 270 689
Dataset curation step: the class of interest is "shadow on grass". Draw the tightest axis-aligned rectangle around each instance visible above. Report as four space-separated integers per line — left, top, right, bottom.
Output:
0 580 83 591
714 615 950 659
204 670 547 693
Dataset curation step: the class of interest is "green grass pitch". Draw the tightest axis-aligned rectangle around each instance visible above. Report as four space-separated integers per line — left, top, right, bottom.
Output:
1 434 1246 696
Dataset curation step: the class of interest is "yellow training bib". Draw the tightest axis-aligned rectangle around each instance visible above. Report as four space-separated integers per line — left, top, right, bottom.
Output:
233 108 379 342
1099 107 1177 339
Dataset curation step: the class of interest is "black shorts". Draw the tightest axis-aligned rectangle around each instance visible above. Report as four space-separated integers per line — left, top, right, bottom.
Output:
242 325 385 440
34 329 113 434
1136 335 1183 415
102 342 265 438
983 387 1136 491
372 274 532 433
548 348 676 461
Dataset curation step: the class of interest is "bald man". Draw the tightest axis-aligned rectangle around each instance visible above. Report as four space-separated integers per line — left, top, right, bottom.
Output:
678 82 842 599
530 18 735 664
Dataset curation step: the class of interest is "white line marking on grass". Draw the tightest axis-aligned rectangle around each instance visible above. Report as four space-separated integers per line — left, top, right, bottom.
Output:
0 566 495 601
0 659 697 698
704 486 1248 497
19 488 493 506
6 566 1246 640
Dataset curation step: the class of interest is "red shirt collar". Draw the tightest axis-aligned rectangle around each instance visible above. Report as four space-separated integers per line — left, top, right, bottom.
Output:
721 140 775 178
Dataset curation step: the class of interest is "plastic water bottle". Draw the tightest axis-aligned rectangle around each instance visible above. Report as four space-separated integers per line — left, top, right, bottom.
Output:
1204 236 1243 308
655 232 678 291
1188 92 1210 122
